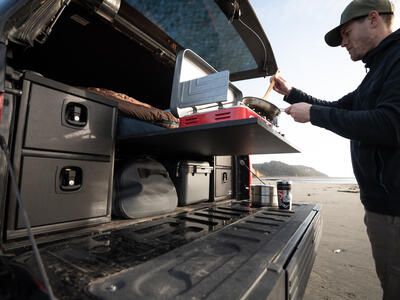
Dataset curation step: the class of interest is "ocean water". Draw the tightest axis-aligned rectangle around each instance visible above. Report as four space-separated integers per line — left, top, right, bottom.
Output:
256 177 358 185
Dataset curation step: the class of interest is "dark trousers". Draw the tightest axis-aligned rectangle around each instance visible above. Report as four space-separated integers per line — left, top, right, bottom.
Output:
364 210 400 300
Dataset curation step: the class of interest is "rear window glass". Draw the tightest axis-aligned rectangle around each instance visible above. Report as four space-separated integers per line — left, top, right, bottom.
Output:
126 0 257 73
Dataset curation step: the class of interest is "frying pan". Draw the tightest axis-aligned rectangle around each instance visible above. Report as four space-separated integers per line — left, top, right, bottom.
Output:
242 70 281 121
242 96 280 120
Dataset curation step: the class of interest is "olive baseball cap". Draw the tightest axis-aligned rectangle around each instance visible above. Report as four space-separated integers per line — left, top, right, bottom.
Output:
325 0 394 47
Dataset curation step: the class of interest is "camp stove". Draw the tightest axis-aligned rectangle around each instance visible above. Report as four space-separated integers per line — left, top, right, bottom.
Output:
179 106 274 128
170 49 279 129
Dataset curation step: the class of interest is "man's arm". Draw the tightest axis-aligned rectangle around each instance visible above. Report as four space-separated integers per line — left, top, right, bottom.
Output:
310 63 400 147
273 73 355 109
286 88 355 109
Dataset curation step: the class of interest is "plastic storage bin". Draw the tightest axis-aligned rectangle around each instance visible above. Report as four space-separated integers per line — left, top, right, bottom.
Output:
173 161 213 206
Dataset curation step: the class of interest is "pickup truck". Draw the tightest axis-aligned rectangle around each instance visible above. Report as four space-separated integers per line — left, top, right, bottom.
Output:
0 1 321 299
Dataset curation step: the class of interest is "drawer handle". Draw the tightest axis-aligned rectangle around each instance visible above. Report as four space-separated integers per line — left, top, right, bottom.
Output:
64 102 87 127
222 172 228 183
59 167 82 191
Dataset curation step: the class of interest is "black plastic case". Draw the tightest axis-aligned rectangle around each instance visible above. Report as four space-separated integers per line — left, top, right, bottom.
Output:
212 156 234 201
171 161 213 206
214 168 233 199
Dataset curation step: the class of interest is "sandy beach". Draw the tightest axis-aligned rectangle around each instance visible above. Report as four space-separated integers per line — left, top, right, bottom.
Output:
290 181 383 300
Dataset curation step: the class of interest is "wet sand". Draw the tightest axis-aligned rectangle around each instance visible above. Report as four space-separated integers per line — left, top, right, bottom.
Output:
292 182 382 300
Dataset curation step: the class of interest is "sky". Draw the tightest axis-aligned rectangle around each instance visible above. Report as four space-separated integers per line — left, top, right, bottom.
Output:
234 0 400 177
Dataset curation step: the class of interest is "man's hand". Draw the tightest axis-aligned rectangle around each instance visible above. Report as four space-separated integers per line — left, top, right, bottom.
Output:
285 103 312 123
272 73 292 97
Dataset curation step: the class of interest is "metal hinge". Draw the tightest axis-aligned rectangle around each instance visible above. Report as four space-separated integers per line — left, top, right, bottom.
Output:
95 0 121 22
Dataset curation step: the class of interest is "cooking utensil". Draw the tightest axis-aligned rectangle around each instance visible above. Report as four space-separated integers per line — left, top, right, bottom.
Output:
239 160 267 185
262 70 279 100
242 70 281 121
242 96 280 120
251 184 278 207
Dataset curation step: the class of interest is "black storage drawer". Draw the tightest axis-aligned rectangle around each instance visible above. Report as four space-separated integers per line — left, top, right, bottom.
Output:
214 168 233 199
24 83 114 156
215 156 232 167
16 155 111 228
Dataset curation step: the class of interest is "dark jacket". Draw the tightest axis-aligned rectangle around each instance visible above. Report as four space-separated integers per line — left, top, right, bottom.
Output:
286 29 400 216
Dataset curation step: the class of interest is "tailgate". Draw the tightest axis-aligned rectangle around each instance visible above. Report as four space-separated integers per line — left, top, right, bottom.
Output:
88 204 321 299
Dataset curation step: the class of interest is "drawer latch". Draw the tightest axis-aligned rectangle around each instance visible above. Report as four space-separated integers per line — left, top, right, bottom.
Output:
64 102 87 127
59 166 82 192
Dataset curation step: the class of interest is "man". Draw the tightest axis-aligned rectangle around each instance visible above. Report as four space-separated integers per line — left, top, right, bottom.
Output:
272 0 400 299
